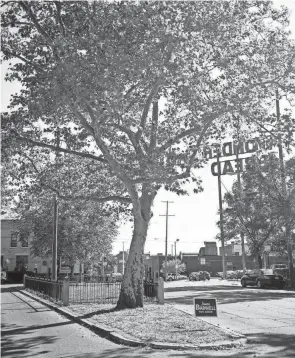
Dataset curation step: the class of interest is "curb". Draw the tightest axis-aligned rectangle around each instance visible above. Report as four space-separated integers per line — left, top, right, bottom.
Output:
16 288 247 351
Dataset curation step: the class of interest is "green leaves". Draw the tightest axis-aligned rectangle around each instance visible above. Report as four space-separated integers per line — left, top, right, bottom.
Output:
220 154 295 257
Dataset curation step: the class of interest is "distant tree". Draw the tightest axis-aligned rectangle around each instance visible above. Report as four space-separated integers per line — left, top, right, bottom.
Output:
15 194 118 267
162 259 186 275
2 1 294 308
218 154 295 269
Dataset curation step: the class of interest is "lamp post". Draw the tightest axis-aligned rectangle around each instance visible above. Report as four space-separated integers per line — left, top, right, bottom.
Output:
174 239 179 278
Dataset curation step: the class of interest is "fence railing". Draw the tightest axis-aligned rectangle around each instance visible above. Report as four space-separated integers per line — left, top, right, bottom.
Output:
24 276 164 306
69 281 121 304
24 275 67 304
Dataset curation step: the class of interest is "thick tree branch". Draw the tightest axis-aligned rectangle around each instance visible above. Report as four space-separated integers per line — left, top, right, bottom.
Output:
23 153 131 204
14 131 107 163
160 112 219 154
131 170 190 184
20 2 53 44
2 49 45 72
105 122 145 159
135 77 162 142
67 99 95 136
148 101 158 155
54 1 66 37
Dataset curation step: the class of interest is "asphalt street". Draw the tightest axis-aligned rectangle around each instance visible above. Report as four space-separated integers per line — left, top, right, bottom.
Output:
165 279 295 356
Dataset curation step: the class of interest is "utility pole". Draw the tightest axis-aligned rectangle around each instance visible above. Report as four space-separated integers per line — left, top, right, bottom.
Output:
276 89 294 288
52 130 60 281
236 147 247 274
122 242 125 274
160 201 175 281
217 150 227 280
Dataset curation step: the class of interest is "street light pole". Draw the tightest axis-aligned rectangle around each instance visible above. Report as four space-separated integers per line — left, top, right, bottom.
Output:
217 150 227 280
276 89 294 288
175 239 179 278
236 147 247 274
122 242 125 274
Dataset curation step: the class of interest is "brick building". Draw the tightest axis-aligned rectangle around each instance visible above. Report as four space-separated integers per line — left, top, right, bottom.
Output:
1 219 41 272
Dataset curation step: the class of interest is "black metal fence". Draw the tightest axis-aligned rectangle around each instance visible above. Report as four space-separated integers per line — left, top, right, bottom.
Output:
24 276 160 305
69 281 159 304
69 281 121 304
25 276 64 303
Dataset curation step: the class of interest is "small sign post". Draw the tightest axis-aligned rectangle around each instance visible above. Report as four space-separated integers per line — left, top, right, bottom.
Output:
194 298 217 317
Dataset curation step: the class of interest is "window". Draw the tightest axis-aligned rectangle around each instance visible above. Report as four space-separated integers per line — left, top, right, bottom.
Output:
20 233 29 247
15 255 28 271
11 232 18 247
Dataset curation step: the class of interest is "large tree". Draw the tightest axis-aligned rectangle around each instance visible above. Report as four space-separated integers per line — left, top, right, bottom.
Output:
1 1 294 308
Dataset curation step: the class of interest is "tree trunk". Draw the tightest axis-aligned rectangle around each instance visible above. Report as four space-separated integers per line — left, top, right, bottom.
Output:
116 184 155 309
116 214 149 309
257 254 263 269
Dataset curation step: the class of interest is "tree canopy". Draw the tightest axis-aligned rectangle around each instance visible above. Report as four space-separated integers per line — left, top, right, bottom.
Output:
219 154 295 268
13 192 118 266
2 1 295 308
161 259 186 275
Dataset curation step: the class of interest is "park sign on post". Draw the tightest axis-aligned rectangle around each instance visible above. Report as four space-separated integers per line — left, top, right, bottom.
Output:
194 298 217 317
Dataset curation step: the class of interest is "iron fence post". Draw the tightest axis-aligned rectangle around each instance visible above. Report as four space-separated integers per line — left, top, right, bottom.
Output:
63 277 70 306
157 277 164 304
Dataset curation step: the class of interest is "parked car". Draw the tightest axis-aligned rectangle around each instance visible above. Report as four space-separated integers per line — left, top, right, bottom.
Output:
165 273 188 281
270 264 288 270
241 269 285 289
189 271 210 281
166 274 175 281
111 273 123 282
1 269 7 283
217 270 244 280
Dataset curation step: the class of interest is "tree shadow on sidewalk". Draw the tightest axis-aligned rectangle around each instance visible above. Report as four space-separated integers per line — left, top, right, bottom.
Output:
1 322 58 357
1 285 24 293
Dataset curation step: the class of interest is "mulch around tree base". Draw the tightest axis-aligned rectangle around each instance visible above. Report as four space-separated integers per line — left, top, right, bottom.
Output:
65 303 234 346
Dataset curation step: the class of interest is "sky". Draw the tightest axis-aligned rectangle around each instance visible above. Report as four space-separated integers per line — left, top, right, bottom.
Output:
1 0 295 257
113 0 295 256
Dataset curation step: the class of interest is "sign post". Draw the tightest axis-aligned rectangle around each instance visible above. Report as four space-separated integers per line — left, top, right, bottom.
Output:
217 150 227 280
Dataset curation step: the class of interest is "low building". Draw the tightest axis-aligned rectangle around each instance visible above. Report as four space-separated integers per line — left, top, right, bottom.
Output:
143 253 175 281
204 241 218 255
219 243 250 256
1 218 80 276
1 219 41 273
